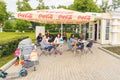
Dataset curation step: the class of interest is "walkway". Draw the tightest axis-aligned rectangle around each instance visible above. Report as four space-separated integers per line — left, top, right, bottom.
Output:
3 43 120 80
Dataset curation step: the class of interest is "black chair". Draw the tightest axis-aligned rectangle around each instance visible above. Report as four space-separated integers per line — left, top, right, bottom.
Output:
75 42 85 56
86 40 94 53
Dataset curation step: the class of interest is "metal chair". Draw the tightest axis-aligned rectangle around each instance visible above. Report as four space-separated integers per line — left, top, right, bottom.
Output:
86 40 94 53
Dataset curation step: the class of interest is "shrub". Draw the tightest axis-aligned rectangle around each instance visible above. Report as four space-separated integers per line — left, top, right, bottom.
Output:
0 36 28 57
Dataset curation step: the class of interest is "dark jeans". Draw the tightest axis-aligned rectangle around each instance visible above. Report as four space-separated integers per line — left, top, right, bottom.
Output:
45 46 54 51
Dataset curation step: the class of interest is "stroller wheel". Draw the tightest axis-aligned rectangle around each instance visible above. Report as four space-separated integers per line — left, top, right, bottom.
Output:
19 68 28 77
34 66 36 71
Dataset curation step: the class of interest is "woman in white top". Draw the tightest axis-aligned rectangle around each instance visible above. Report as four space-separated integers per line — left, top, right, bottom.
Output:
53 33 62 55
54 34 61 45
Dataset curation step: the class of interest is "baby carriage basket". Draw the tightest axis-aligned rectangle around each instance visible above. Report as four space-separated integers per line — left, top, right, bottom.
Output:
14 38 39 77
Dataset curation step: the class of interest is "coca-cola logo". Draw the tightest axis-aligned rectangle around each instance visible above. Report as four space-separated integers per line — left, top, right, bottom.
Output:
18 13 33 19
58 15 72 20
78 16 91 21
38 14 53 19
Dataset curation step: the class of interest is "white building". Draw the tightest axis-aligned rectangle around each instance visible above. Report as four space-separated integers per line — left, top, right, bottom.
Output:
80 11 120 45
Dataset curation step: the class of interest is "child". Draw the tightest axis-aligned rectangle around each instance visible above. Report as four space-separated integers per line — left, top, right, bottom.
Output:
0 69 8 78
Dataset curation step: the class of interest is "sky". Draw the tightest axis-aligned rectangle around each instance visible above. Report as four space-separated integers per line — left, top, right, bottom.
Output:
5 0 74 12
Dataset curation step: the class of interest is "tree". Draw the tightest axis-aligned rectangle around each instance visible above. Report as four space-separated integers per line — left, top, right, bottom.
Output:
16 0 32 31
0 1 8 25
14 19 31 32
100 0 111 12
111 0 120 11
50 5 56 9
69 0 101 12
36 0 49 9
3 20 15 30
16 0 32 11
57 5 67 9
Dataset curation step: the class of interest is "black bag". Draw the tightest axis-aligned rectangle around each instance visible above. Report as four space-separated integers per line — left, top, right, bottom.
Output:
23 60 34 68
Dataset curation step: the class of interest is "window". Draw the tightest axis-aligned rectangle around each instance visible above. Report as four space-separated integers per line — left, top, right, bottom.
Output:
105 19 110 40
89 27 93 38
98 20 101 39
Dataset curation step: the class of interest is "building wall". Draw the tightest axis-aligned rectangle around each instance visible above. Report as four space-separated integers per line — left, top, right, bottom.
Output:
88 12 120 45
110 12 120 45
117 20 120 43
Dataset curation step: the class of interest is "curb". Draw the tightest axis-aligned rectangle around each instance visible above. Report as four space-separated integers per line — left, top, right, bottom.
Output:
0 58 16 71
98 47 120 60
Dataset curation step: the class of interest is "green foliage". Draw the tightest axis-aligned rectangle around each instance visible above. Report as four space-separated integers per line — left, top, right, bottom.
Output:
3 20 15 29
57 5 67 9
69 0 101 12
16 0 33 31
0 1 8 24
36 0 49 9
14 19 31 32
100 1 111 12
0 54 14 67
0 36 28 57
74 33 79 38
45 24 58 30
16 0 32 11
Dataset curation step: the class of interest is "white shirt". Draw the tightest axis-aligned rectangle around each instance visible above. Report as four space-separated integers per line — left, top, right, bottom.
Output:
54 37 60 44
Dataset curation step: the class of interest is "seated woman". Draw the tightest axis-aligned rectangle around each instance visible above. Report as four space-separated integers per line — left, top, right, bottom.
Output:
53 33 62 55
40 35 54 54
54 33 61 46
76 33 85 50
67 34 76 50
78 33 84 41
62 32 67 42
36 33 42 45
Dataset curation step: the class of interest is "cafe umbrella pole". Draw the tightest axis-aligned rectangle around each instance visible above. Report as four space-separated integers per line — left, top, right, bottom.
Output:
61 23 63 37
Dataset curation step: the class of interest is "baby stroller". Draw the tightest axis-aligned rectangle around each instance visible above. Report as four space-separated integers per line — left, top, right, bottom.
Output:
15 38 38 77
18 38 34 68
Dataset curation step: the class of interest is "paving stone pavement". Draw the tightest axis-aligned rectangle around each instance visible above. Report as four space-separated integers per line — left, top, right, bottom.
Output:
2 43 120 80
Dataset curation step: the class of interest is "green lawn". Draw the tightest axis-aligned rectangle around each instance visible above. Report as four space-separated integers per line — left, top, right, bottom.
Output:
0 54 14 67
104 47 120 55
0 32 36 43
0 32 35 67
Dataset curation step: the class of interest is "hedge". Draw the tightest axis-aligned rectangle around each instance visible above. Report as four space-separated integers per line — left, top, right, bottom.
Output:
0 36 28 57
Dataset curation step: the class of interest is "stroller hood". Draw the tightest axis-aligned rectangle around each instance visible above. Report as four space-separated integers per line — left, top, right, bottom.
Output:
18 38 33 48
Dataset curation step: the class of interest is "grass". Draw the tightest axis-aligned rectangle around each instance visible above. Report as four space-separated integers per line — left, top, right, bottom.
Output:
104 46 120 55
0 32 35 67
0 54 14 67
0 32 36 43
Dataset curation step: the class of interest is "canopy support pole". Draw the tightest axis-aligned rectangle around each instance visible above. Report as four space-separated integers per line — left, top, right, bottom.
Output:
61 23 63 37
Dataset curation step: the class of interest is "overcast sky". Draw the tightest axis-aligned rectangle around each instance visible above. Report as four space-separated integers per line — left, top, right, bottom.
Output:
5 0 74 12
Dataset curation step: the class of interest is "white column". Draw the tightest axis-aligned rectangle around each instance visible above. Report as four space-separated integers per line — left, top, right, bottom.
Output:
111 19 118 45
101 19 105 44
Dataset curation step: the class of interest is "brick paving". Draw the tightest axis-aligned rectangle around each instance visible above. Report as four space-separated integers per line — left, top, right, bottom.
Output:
3 43 120 80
